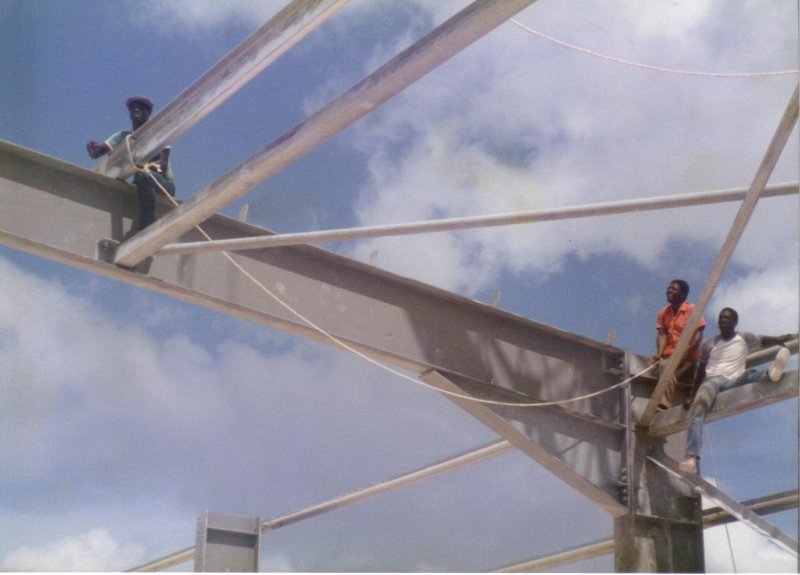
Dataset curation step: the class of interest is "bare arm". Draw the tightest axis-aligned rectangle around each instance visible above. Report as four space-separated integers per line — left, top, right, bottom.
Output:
86 140 110 159
652 330 667 363
761 333 798 347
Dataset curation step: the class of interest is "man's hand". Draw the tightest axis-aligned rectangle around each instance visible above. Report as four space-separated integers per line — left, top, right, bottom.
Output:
86 141 108 159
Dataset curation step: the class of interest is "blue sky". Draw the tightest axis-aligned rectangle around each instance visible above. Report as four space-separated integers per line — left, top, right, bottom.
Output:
0 0 798 571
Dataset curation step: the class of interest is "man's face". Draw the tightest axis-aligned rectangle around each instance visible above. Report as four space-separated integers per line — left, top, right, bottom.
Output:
718 310 737 332
128 103 151 124
666 282 685 304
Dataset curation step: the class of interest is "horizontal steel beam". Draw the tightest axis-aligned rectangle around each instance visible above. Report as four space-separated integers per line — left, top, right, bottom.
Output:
641 342 799 437
112 0 540 268
158 183 799 255
95 0 350 180
647 369 798 437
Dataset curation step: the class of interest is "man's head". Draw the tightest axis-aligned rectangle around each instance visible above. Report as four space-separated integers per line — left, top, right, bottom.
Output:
666 279 689 305
717 307 739 335
126 96 154 128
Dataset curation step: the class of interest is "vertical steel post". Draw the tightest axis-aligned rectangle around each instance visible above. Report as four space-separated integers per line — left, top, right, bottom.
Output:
615 370 704 572
195 509 261 572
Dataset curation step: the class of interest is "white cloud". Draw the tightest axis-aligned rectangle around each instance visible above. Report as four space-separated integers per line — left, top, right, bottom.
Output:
2 528 145 572
709 262 800 335
704 521 797 573
126 0 289 33
335 1 797 301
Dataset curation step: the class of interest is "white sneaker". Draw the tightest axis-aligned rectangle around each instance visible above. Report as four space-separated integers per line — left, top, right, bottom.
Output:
768 347 791 382
678 455 698 474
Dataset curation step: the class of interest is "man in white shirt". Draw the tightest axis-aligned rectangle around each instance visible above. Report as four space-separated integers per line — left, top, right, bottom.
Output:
679 307 795 473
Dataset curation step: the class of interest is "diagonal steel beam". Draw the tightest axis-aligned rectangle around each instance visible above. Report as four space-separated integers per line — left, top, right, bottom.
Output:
0 139 622 420
156 183 799 255
648 455 799 558
112 0 540 268
94 0 350 180
420 370 629 517
640 84 799 428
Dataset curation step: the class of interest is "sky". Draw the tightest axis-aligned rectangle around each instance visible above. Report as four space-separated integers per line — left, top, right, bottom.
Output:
0 0 798 572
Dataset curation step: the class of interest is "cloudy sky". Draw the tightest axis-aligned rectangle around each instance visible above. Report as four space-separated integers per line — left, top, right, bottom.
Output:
0 0 798 571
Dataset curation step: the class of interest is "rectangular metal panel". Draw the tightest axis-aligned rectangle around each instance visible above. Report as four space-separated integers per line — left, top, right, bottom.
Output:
195 510 261 572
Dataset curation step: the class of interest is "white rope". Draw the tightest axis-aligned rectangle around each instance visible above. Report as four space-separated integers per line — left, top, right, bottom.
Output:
510 19 799 78
124 135 651 408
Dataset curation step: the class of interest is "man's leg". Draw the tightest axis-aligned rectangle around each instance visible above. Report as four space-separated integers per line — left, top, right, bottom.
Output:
133 172 156 230
681 375 727 473
133 172 175 230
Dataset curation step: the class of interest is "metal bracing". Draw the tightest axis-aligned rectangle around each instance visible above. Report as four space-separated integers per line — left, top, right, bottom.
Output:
128 441 514 572
421 369 628 516
112 0 540 268
496 490 799 573
640 85 799 427
156 182 799 255
94 0 350 181
648 456 799 558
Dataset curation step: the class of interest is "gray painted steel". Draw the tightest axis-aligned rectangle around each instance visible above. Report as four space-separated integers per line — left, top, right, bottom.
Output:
649 456 799 558
642 85 799 426
95 0 350 180
158 183 799 255
0 139 626 511
112 0 540 268
194 510 261 572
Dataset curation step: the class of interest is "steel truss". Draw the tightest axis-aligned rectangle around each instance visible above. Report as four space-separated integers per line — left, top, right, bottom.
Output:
1 0 798 571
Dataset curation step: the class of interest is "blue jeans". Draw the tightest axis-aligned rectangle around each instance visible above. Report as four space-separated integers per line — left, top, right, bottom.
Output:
685 368 764 456
133 171 175 230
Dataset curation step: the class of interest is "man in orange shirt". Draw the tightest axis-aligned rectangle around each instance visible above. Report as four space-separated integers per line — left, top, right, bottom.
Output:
651 279 705 410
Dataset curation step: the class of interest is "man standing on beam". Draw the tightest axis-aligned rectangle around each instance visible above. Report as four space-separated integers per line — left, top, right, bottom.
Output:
87 96 175 231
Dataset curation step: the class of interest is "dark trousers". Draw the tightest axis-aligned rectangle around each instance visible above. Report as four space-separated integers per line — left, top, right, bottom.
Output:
133 171 175 230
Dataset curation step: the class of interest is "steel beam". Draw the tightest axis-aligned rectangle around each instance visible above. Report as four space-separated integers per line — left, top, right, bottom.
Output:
128 441 514 572
112 0 540 268
420 370 628 516
157 183 799 255
1 140 622 401
648 456 799 557
648 370 798 438
641 85 800 427
495 490 799 572
94 0 350 180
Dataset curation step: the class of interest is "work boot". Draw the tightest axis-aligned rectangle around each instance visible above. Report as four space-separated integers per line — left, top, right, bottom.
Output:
768 347 791 382
678 455 698 474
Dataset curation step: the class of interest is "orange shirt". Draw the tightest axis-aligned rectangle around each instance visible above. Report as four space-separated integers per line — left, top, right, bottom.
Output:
656 302 705 362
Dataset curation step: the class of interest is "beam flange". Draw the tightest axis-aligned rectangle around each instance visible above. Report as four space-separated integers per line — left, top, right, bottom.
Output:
112 0 540 268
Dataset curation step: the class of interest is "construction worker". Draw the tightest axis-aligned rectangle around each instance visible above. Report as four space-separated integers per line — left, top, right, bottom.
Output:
679 307 795 473
87 96 175 230
651 279 705 410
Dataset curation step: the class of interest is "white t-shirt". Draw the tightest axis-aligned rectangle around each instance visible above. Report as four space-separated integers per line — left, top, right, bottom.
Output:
701 332 761 380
